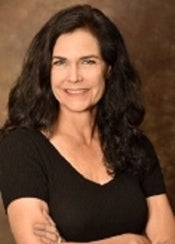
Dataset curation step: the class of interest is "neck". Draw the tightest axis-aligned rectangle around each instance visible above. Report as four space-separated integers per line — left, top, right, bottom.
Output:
52 109 99 145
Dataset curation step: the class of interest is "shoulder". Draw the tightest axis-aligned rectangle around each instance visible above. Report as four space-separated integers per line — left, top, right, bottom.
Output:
0 127 40 144
135 133 166 196
131 132 156 153
0 128 48 170
0 128 45 152
0 129 50 209
129 132 159 172
140 133 159 170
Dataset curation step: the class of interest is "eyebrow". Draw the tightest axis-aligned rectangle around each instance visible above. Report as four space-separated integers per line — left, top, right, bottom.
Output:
52 56 66 60
52 55 101 60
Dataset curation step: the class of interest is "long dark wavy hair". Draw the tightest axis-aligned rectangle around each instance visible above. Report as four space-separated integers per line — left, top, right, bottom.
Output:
1 4 152 174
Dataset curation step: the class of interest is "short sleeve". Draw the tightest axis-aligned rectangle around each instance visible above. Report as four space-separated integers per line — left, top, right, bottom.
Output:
0 129 49 210
140 136 166 197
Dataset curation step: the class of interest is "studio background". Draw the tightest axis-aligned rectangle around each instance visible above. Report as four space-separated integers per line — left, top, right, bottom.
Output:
0 0 174 243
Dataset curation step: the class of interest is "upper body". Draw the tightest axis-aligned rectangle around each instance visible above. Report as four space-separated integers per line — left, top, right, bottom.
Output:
0 4 174 244
0 127 169 242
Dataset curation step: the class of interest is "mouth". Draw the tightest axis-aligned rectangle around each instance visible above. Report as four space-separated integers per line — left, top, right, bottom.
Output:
64 88 89 95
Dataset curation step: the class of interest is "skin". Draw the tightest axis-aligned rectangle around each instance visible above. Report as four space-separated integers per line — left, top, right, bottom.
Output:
7 28 175 244
49 28 112 185
51 28 107 115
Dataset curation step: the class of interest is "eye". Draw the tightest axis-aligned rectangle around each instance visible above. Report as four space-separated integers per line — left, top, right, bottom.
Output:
82 59 96 65
52 58 66 66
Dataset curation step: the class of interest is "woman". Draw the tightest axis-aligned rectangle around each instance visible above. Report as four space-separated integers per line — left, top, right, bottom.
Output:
0 4 174 244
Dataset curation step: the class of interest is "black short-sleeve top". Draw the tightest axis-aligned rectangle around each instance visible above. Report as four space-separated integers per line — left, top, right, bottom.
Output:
0 128 166 242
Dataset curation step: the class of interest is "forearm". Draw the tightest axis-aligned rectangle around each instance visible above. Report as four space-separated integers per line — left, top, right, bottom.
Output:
33 212 151 244
65 233 151 244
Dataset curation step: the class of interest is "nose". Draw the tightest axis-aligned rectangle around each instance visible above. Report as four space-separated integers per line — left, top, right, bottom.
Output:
68 64 82 83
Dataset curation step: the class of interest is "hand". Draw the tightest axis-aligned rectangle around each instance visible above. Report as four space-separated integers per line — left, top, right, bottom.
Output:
33 223 64 243
33 209 65 243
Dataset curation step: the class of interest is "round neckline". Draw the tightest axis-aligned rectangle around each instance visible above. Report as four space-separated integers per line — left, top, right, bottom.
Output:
37 129 116 187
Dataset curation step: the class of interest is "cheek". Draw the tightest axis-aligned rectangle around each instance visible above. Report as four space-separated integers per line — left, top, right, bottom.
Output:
87 68 106 83
98 70 107 96
50 73 61 98
94 75 106 98
50 70 62 88
96 71 106 88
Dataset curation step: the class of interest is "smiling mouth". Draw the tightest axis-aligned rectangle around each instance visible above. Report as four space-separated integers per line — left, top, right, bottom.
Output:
65 89 88 95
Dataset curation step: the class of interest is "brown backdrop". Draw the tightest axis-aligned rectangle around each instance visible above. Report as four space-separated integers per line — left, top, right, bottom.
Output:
0 0 175 243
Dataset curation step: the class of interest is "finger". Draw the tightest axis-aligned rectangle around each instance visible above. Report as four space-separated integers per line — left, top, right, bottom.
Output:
45 231 59 242
34 223 47 231
40 235 64 244
33 224 59 242
34 223 58 233
33 228 45 237
39 236 49 244
40 236 56 244
37 230 59 242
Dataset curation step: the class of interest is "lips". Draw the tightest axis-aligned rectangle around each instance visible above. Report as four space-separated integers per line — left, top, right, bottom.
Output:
64 88 89 95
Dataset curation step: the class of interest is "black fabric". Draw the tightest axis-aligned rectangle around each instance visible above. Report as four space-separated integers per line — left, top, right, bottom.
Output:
0 128 166 242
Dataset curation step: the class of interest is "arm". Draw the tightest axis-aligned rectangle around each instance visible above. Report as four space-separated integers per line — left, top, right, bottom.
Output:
7 198 61 244
145 194 175 243
7 198 150 244
84 234 150 244
34 215 151 244
34 226 150 244
33 195 175 244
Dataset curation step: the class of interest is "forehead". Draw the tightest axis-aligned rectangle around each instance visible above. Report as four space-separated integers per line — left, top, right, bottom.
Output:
52 28 101 56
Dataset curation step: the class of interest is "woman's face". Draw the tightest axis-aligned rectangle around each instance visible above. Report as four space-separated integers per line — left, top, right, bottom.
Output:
51 28 108 114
